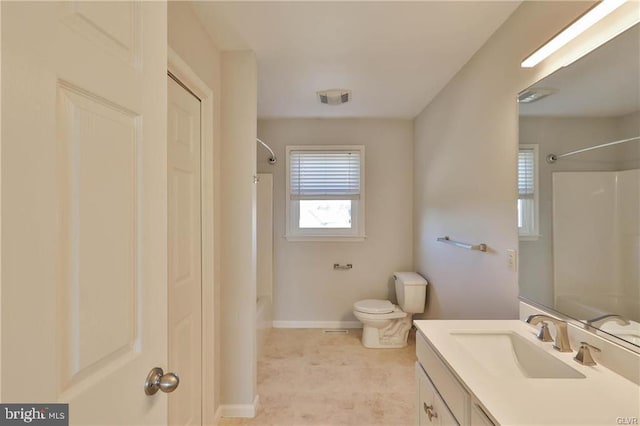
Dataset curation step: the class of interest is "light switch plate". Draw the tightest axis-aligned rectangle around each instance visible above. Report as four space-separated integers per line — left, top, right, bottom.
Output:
507 249 517 272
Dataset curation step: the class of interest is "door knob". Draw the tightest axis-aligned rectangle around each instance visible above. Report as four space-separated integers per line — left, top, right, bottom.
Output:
144 367 180 395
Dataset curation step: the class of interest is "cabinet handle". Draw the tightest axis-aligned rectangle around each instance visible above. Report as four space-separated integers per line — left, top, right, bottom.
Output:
423 403 438 422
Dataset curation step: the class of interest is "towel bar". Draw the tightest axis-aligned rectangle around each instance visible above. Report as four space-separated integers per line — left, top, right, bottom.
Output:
437 236 487 252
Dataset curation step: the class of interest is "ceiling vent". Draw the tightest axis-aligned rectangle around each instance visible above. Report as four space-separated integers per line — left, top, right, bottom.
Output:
518 88 557 103
317 89 351 105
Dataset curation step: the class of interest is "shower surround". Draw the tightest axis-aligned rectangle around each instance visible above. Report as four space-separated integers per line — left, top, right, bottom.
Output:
553 169 640 323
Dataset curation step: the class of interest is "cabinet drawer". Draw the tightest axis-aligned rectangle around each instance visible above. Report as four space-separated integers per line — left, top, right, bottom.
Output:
417 331 469 424
417 363 459 426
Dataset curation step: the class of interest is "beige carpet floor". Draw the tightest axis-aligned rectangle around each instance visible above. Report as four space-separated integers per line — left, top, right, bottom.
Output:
219 328 416 426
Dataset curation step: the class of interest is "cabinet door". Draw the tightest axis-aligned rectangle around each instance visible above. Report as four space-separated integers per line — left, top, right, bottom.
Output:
417 363 459 426
471 403 496 426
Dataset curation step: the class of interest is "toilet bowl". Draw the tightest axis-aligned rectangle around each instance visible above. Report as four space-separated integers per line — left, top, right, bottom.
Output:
353 272 428 348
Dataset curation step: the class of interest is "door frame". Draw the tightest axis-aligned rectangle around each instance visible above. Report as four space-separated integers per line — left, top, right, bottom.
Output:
168 48 216 426
0 3 4 401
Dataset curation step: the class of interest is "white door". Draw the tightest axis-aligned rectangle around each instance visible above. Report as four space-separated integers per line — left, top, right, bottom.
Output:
1 2 168 424
167 76 202 425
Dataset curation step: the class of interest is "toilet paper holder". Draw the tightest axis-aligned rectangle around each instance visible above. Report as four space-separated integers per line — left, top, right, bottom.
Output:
333 263 353 270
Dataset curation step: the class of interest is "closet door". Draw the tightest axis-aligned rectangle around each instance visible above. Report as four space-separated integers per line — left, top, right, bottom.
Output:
167 74 203 426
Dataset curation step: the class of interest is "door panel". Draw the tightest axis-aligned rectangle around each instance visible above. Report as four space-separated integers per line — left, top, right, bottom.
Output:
58 2 140 66
168 76 202 426
1 2 167 424
58 84 138 388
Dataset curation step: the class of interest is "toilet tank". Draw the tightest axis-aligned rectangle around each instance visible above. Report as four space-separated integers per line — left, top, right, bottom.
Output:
394 272 428 313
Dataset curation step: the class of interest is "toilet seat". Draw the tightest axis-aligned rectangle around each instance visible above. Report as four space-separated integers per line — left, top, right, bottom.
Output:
353 299 394 314
354 309 407 321
353 299 407 320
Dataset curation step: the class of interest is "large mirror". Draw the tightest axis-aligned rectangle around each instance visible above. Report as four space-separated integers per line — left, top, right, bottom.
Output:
518 23 640 349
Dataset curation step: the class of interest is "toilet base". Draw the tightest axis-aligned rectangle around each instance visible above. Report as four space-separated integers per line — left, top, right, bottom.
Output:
360 315 412 348
362 326 406 348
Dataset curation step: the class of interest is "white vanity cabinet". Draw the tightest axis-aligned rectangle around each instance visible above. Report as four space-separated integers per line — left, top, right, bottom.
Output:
415 319 640 425
470 404 495 426
416 330 496 426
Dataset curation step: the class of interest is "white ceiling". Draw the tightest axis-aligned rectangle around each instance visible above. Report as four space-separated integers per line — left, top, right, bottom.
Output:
520 23 640 118
190 1 521 119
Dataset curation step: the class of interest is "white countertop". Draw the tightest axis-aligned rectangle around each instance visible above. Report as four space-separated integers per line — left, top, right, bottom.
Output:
414 320 640 426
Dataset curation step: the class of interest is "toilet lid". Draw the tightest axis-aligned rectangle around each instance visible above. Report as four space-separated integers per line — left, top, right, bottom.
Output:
354 299 394 314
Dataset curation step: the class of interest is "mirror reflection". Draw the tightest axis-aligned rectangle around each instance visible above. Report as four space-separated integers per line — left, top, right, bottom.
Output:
518 23 640 348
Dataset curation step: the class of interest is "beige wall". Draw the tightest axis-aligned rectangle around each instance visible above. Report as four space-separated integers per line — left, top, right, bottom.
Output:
412 1 593 320
168 2 223 420
220 51 258 409
257 119 414 325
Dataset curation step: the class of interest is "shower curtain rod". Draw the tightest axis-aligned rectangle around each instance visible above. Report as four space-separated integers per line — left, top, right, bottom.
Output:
257 138 277 165
546 135 640 163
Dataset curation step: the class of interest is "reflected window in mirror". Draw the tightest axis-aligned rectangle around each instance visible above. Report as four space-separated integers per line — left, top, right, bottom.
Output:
518 144 539 240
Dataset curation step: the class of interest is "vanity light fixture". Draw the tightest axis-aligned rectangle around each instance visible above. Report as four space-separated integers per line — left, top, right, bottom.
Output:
317 89 351 105
521 0 626 68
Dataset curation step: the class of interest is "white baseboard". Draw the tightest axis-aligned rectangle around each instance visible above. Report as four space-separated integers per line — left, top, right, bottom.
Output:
218 395 259 419
272 320 362 329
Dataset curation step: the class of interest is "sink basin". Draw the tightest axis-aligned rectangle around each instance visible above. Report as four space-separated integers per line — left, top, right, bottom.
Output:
451 331 585 379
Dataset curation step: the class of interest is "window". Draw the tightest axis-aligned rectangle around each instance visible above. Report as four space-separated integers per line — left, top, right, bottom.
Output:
286 145 365 241
518 144 539 240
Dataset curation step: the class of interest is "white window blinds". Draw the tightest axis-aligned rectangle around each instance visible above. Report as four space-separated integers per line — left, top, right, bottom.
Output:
518 148 535 199
289 150 361 200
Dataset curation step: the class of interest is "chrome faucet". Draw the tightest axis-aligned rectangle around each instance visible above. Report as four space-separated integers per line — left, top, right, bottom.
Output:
526 314 573 352
585 314 631 328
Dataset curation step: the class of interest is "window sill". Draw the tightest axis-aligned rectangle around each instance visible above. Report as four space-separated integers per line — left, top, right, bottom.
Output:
285 235 367 242
519 234 541 242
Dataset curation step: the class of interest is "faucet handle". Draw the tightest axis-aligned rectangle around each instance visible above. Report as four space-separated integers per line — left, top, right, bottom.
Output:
574 341 601 366
536 322 554 342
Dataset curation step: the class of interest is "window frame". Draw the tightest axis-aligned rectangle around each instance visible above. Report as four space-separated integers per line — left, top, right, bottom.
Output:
285 145 366 242
518 144 540 241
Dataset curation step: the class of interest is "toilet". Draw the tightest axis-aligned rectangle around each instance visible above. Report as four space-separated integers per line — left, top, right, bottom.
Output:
353 272 428 348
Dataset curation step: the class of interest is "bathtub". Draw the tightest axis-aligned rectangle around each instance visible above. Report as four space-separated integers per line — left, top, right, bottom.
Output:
256 295 272 359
